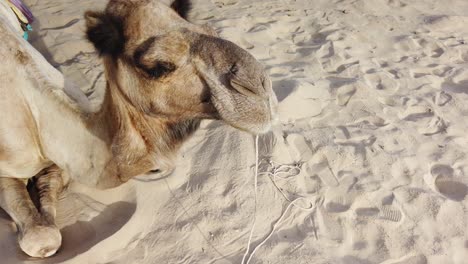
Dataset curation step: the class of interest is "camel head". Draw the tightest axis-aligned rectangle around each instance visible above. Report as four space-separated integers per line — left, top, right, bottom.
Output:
84 0 277 134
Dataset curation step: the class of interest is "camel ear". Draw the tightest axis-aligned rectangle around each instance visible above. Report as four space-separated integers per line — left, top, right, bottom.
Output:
84 11 125 56
171 0 192 19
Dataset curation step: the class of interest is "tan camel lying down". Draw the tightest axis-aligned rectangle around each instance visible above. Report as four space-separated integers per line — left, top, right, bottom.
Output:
0 0 277 258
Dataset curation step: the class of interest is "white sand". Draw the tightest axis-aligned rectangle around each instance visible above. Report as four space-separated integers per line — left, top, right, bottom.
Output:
1 0 468 263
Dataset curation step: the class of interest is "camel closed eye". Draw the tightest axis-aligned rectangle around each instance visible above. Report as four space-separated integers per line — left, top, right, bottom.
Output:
141 61 176 79
133 36 177 79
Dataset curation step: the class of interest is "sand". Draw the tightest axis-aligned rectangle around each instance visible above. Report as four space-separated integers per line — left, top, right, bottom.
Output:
1 0 468 263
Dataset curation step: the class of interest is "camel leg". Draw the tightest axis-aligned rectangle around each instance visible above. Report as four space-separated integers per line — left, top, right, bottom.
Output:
35 165 64 225
0 176 61 258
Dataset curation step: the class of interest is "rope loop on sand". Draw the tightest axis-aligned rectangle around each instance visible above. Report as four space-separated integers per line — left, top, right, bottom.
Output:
241 135 317 264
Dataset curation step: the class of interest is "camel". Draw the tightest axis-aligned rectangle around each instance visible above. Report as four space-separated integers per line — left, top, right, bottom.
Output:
0 0 277 258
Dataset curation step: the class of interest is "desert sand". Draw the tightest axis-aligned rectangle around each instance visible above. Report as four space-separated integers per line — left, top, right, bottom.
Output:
0 0 467 263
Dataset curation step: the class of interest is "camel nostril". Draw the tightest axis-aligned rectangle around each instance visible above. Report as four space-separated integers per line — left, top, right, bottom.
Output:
261 78 267 92
229 63 239 75
230 79 259 98
262 75 273 93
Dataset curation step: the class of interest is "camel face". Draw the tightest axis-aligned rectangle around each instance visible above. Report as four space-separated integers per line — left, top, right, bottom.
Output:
85 0 278 134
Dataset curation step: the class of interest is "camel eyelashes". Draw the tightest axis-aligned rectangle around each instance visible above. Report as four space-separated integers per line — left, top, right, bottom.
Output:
133 37 176 79
143 61 177 79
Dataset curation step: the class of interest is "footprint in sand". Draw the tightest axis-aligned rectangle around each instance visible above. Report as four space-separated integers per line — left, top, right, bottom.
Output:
322 76 357 106
395 34 445 60
422 41 445 58
355 207 380 217
333 60 360 75
364 72 400 94
398 105 434 121
286 133 313 162
348 115 388 129
378 205 403 222
324 176 358 213
336 84 356 106
393 36 421 54
304 154 339 188
297 172 322 194
418 116 447 135
355 205 403 223
355 192 403 223
316 37 353 73
317 206 343 242
431 65 452 77
317 41 335 59
378 96 399 106
433 91 452 106
425 164 468 201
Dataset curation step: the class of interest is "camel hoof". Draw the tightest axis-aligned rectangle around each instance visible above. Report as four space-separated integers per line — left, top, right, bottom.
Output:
19 225 62 258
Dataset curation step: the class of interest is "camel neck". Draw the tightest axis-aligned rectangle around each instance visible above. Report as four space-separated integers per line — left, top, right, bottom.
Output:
89 76 200 181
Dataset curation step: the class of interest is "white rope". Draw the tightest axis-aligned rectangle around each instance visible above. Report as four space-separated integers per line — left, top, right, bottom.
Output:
241 135 260 264
241 136 317 264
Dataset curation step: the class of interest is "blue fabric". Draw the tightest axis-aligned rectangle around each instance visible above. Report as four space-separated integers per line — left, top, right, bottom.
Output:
22 24 32 40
